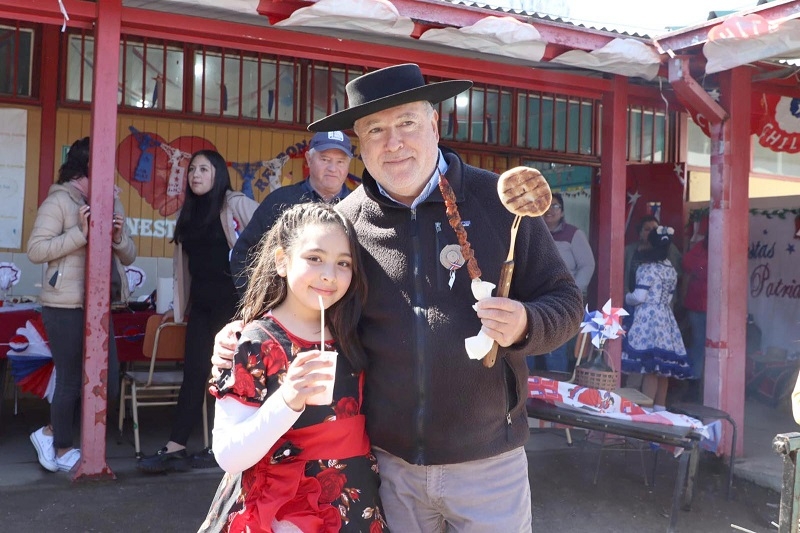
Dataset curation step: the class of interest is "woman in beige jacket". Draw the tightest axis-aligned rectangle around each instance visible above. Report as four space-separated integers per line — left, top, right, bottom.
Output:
138 149 257 474
27 137 137 473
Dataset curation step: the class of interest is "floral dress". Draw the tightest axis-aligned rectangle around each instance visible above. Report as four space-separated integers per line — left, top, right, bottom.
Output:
204 315 388 533
621 260 692 379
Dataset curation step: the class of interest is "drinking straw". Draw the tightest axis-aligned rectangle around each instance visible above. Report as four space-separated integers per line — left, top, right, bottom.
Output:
318 295 325 350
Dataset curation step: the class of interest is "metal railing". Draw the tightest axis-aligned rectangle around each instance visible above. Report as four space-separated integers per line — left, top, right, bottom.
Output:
773 432 800 533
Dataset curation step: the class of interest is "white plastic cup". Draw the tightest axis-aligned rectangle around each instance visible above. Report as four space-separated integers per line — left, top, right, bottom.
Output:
306 350 338 406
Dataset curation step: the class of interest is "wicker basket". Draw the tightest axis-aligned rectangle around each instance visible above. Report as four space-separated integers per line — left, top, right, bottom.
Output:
575 348 619 390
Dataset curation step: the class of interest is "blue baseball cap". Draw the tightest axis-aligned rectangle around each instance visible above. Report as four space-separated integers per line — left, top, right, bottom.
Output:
309 131 353 157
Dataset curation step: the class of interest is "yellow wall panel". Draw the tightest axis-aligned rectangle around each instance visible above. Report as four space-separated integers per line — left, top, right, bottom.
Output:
15 108 371 259
41 111 368 259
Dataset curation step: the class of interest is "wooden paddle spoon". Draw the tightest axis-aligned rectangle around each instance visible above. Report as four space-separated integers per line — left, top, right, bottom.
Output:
482 167 552 368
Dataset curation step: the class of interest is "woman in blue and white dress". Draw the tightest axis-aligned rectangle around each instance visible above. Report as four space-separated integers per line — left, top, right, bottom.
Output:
621 226 692 410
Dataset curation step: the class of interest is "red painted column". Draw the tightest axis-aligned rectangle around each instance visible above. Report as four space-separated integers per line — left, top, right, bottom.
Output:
76 0 121 480
37 25 59 204
598 75 628 378
705 66 750 456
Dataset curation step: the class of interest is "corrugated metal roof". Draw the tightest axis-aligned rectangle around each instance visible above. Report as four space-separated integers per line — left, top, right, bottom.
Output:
436 0 654 38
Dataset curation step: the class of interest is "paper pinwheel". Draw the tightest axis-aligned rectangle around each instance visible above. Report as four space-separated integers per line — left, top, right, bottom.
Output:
0 261 21 292
579 299 628 349
125 265 146 295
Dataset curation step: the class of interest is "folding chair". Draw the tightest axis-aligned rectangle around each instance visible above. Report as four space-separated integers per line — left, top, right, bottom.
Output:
118 314 209 457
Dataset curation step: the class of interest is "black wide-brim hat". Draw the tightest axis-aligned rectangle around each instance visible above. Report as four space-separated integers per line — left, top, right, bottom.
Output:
308 63 472 132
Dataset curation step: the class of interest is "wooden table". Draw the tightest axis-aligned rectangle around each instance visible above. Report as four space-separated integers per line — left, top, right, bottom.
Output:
527 398 704 533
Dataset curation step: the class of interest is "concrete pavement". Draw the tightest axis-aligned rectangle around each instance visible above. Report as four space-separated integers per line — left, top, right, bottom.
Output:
0 396 794 532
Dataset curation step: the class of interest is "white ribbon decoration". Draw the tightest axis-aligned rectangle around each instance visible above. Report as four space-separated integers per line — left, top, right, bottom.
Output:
464 279 496 360
58 0 70 32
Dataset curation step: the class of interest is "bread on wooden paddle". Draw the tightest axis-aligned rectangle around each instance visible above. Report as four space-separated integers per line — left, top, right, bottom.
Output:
497 167 552 217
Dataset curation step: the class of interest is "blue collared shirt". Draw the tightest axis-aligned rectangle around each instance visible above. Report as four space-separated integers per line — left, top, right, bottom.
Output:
300 178 350 202
376 149 449 209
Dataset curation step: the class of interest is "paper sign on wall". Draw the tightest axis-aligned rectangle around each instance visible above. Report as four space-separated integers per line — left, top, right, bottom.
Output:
0 108 27 249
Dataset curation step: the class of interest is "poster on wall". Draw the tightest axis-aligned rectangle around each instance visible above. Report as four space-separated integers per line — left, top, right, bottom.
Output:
748 209 800 356
0 108 27 248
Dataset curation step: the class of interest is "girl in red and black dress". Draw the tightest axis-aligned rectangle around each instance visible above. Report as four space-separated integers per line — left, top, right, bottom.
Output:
201 203 388 533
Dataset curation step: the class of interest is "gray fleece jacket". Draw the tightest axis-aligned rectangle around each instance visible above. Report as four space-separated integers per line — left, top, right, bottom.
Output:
337 146 583 466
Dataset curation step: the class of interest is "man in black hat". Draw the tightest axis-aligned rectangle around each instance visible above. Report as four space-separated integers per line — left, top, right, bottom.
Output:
213 64 582 531
229 130 354 294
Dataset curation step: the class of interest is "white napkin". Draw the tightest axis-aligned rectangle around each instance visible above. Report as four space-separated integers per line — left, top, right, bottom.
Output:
465 279 496 360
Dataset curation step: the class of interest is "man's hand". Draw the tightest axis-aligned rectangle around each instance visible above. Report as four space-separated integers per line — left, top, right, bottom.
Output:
474 297 528 347
211 320 243 379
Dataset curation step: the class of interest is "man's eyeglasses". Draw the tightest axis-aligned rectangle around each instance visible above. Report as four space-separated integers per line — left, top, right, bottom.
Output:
548 204 562 211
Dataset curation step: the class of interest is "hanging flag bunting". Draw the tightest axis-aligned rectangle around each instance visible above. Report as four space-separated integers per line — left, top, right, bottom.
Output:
447 109 458 137
128 126 160 183
151 75 165 109
229 161 261 200
267 89 275 117
260 155 289 193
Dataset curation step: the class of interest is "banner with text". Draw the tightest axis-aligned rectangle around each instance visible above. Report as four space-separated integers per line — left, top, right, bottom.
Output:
748 210 800 355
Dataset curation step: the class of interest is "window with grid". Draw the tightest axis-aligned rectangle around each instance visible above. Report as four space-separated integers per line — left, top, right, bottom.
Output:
120 37 183 111
65 32 93 104
68 34 185 110
0 23 34 98
193 48 301 122
306 63 364 125
516 92 597 155
438 85 513 146
627 106 668 163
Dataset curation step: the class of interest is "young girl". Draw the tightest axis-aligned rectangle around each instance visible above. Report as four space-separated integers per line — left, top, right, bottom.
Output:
621 226 692 410
201 203 388 533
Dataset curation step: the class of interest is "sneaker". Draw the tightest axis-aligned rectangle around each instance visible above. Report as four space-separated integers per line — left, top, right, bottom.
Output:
55 448 81 472
30 427 57 472
137 447 190 474
190 447 218 469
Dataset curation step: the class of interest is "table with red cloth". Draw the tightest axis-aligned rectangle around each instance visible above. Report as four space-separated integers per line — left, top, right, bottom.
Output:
1 305 156 410
1 305 155 363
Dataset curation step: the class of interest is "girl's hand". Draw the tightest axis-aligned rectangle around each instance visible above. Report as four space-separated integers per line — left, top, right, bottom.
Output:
79 205 90 238
211 320 243 379
112 213 125 244
160 309 175 324
279 350 334 412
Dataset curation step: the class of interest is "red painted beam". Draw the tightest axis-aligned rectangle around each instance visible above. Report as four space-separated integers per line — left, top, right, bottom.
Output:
121 7 610 98
653 0 800 54
668 56 727 123
597 75 629 380
0 0 94 29
257 0 622 52
37 25 59 205
76 0 122 481
704 66 752 457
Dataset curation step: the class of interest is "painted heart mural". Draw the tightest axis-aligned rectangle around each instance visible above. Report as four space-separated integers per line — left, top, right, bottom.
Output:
116 129 217 216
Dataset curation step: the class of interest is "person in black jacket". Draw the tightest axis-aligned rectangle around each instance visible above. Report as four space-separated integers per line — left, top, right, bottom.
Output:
213 64 583 532
230 131 354 294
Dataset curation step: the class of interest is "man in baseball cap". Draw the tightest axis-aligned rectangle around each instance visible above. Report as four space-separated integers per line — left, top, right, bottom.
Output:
230 130 354 294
